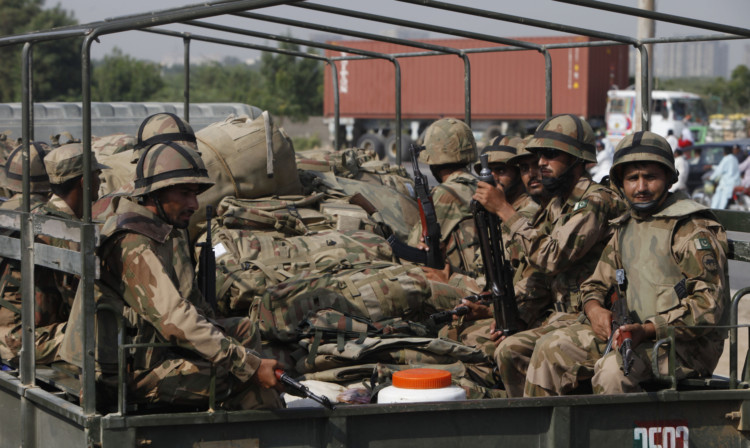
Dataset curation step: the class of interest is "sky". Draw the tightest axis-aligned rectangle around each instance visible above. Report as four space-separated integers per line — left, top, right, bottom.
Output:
54 0 749 71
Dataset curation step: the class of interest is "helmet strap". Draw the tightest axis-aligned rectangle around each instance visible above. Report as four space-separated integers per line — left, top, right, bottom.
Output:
540 158 581 196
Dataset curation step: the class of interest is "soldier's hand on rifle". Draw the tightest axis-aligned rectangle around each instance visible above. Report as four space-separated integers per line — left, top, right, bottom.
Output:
251 358 284 392
613 322 654 350
458 296 492 322
584 300 613 341
488 320 508 345
473 181 515 221
422 262 451 283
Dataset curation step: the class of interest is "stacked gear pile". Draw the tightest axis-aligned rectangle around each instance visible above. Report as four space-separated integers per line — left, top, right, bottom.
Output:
297 146 415 198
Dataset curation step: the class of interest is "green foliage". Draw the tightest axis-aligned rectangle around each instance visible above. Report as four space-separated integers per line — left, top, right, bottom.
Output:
0 0 80 102
292 134 321 151
92 48 164 101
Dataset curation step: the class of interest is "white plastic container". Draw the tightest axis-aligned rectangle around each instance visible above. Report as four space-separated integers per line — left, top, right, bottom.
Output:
378 368 466 404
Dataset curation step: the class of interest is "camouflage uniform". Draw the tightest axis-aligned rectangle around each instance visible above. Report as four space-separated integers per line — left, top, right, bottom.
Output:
67 140 280 410
407 170 479 275
0 142 55 364
407 118 480 277
0 194 67 364
525 131 729 396
493 115 627 397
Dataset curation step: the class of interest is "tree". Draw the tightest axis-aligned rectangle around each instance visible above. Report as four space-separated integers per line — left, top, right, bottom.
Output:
254 41 323 121
0 0 80 102
92 48 164 101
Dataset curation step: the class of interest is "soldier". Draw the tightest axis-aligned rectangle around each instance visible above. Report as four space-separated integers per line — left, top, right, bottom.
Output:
438 138 553 365
474 114 627 397
0 141 52 211
70 140 282 410
407 118 480 277
34 143 107 316
525 131 728 396
0 142 53 365
473 135 531 213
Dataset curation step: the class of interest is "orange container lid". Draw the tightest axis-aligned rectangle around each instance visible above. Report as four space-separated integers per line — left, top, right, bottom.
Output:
392 368 452 389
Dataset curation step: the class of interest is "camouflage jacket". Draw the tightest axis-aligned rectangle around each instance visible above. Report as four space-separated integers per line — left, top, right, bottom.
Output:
407 170 480 276
581 193 728 347
504 176 626 311
0 193 62 362
33 195 80 316
97 198 260 382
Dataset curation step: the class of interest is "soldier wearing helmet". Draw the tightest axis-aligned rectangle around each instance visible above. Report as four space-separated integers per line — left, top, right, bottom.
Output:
0 144 108 366
475 114 626 397
407 118 481 277
0 142 53 366
524 131 728 396
438 137 555 378
0 141 52 211
64 140 283 410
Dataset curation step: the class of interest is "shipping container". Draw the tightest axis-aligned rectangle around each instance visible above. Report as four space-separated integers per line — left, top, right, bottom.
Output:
323 36 629 159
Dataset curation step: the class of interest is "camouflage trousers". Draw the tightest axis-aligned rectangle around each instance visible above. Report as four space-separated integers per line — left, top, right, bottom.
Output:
130 356 282 410
494 312 580 397
591 336 724 394
524 322 608 397
109 316 281 411
439 317 497 387
0 321 66 365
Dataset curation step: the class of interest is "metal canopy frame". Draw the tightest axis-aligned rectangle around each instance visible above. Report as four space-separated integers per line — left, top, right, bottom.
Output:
0 1 747 446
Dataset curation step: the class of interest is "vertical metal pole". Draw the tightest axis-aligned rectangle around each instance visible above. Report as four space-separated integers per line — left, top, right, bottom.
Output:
20 41 37 448
81 35 97 417
637 44 651 131
461 53 471 127
393 59 402 165
327 60 340 150
184 36 191 123
543 49 553 118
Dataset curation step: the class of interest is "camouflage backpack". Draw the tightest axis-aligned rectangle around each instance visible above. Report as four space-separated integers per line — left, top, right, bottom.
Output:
297 147 415 198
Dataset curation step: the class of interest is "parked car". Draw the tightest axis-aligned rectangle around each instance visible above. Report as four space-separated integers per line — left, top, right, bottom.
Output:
684 138 750 194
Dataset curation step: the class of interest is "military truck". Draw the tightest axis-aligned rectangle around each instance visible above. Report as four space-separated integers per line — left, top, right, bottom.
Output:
0 1 749 447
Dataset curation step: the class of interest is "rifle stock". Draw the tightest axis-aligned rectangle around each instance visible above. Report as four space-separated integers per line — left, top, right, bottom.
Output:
472 153 520 336
387 143 444 269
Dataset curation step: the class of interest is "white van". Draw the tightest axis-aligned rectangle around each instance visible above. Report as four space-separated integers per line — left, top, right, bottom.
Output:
605 89 708 147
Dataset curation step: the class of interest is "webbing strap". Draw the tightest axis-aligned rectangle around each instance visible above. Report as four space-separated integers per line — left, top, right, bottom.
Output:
263 111 274 177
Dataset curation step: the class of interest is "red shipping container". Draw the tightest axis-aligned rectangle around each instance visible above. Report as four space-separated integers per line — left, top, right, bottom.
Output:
324 36 629 122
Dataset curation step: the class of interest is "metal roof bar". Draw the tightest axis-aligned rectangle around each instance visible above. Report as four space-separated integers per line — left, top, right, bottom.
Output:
553 0 750 38
183 19 405 161
143 27 343 149
234 11 473 128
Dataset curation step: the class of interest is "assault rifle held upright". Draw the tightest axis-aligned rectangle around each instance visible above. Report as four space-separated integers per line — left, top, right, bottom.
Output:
472 153 520 336
197 205 218 314
387 144 444 269
603 269 635 376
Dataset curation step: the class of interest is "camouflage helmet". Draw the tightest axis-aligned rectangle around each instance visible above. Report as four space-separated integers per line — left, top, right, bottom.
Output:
134 113 197 150
526 114 596 163
419 118 477 166
610 131 677 185
3 141 51 193
44 143 109 185
132 141 214 197
508 135 536 165
473 135 522 174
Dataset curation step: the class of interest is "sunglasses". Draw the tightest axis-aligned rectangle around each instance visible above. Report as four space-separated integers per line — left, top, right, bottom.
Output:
536 148 564 160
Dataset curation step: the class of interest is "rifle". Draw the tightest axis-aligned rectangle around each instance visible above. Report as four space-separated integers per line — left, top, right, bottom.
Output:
196 205 218 314
387 143 444 269
472 153 520 336
275 369 335 409
603 269 635 376
429 294 487 325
